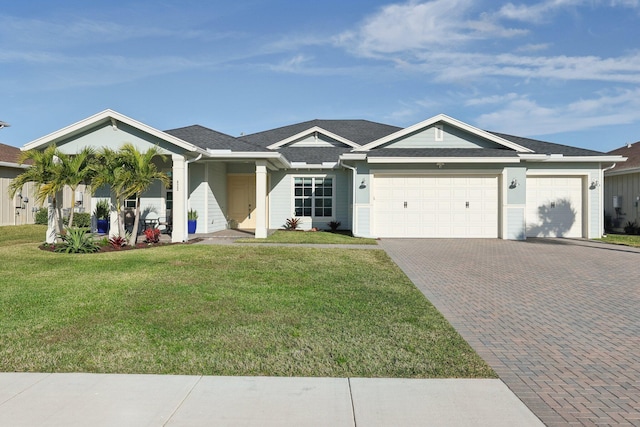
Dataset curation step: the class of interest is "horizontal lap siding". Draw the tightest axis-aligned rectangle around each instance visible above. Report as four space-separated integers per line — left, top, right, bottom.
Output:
269 170 350 231
208 163 228 232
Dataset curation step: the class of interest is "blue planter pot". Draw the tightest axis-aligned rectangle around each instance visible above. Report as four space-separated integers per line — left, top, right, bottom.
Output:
97 219 109 234
188 219 197 234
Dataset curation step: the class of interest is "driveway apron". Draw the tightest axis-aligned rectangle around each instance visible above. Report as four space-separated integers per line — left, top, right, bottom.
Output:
380 238 640 427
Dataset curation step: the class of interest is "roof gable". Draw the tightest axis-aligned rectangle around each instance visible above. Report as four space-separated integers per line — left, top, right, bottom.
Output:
22 110 202 155
267 126 360 149
355 114 533 153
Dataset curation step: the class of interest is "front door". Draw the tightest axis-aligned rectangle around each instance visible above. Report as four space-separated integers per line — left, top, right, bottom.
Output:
227 175 256 229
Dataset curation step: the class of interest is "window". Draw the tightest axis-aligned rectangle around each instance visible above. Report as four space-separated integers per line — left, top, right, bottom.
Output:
294 176 333 217
124 197 136 209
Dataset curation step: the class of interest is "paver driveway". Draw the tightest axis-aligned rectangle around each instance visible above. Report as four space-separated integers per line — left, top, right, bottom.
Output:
380 238 640 427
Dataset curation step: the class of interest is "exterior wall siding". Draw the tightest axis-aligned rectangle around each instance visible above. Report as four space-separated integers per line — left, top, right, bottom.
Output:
188 163 206 233
54 122 188 157
505 207 526 240
384 124 503 149
207 163 228 232
604 171 640 231
0 166 43 226
269 169 350 231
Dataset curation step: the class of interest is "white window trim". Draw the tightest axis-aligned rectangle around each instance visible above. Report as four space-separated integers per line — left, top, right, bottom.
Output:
291 174 336 219
435 124 444 142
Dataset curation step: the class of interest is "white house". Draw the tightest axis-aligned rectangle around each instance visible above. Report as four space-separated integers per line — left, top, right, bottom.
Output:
22 110 624 241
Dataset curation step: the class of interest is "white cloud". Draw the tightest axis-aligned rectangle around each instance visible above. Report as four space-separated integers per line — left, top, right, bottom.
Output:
474 89 640 136
336 0 526 57
515 43 551 52
411 51 640 84
465 93 522 106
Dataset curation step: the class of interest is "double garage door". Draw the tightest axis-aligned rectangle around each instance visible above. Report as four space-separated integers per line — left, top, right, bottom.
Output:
373 175 499 238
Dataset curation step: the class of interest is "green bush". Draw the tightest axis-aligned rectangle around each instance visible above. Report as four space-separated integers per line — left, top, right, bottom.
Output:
34 207 48 225
54 228 100 254
62 212 91 228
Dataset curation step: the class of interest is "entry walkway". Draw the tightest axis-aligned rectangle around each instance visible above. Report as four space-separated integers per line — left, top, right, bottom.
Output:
380 238 640 426
0 374 542 426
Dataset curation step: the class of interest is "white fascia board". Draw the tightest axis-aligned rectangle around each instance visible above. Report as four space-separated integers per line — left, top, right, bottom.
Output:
0 161 29 169
519 154 627 163
289 163 338 170
339 152 367 161
205 151 291 169
22 109 201 154
366 157 521 164
266 126 360 150
355 114 533 153
605 166 639 176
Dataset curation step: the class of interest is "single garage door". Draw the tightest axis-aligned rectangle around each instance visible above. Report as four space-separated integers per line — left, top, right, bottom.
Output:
373 175 499 238
526 176 583 238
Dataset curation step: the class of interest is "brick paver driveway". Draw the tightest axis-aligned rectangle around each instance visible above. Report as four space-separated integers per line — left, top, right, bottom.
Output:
380 238 640 427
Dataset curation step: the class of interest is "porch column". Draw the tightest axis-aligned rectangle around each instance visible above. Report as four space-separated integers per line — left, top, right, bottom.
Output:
255 161 268 239
172 154 186 242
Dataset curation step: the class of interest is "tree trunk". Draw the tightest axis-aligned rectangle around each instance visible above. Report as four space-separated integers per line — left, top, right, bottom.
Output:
129 195 141 246
68 186 76 228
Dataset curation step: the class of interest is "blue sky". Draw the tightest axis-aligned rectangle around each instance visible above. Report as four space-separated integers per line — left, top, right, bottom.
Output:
1 0 639 152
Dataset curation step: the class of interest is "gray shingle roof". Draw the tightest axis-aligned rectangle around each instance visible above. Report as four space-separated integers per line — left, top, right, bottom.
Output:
277 147 352 164
490 132 607 156
365 147 518 158
164 125 261 151
607 141 640 171
239 119 402 147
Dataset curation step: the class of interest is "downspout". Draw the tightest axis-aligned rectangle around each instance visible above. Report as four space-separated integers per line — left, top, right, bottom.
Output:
339 160 357 236
183 153 203 241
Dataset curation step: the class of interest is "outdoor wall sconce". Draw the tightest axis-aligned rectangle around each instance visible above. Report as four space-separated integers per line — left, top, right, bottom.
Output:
590 180 599 189
509 179 520 189
360 178 367 189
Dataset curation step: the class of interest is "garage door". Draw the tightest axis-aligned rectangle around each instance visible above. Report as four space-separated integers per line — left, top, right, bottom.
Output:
373 175 499 238
526 176 583 238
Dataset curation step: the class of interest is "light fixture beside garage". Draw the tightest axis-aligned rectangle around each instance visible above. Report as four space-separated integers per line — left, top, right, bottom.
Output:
360 178 367 188
590 180 600 189
510 179 520 189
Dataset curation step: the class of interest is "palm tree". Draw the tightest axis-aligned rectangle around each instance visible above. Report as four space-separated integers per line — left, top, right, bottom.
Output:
9 145 66 242
117 143 169 245
91 147 127 238
59 147 96 228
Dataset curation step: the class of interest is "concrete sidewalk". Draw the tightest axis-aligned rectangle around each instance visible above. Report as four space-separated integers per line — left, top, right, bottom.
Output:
0 373 543 426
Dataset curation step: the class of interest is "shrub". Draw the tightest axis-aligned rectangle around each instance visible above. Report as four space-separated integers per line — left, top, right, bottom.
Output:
109 235 127 249
284 217 300 230
144 228 161 243
328 220 341 232
94 199 110 220
624 220 638 235
54 228 100 254
35 207 48 225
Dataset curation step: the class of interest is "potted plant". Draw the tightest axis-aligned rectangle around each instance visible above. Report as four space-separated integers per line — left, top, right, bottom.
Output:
188 209 198 234
94 200 110 234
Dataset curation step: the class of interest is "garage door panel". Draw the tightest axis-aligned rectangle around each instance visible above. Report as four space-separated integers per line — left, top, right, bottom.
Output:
374 175 498 238
526 176 583 238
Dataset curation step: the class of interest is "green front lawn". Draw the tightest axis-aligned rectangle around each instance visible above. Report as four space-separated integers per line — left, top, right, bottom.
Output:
237 230 378 245
597 234 640 247
0 225 494 378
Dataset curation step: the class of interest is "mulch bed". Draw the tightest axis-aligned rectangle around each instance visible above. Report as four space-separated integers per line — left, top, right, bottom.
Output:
39 238 203 253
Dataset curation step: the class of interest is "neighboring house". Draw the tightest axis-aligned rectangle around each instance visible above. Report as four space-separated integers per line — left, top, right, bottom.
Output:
604 141 640 231
0 142 39 226
22 109 623 241
0 142 90 227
